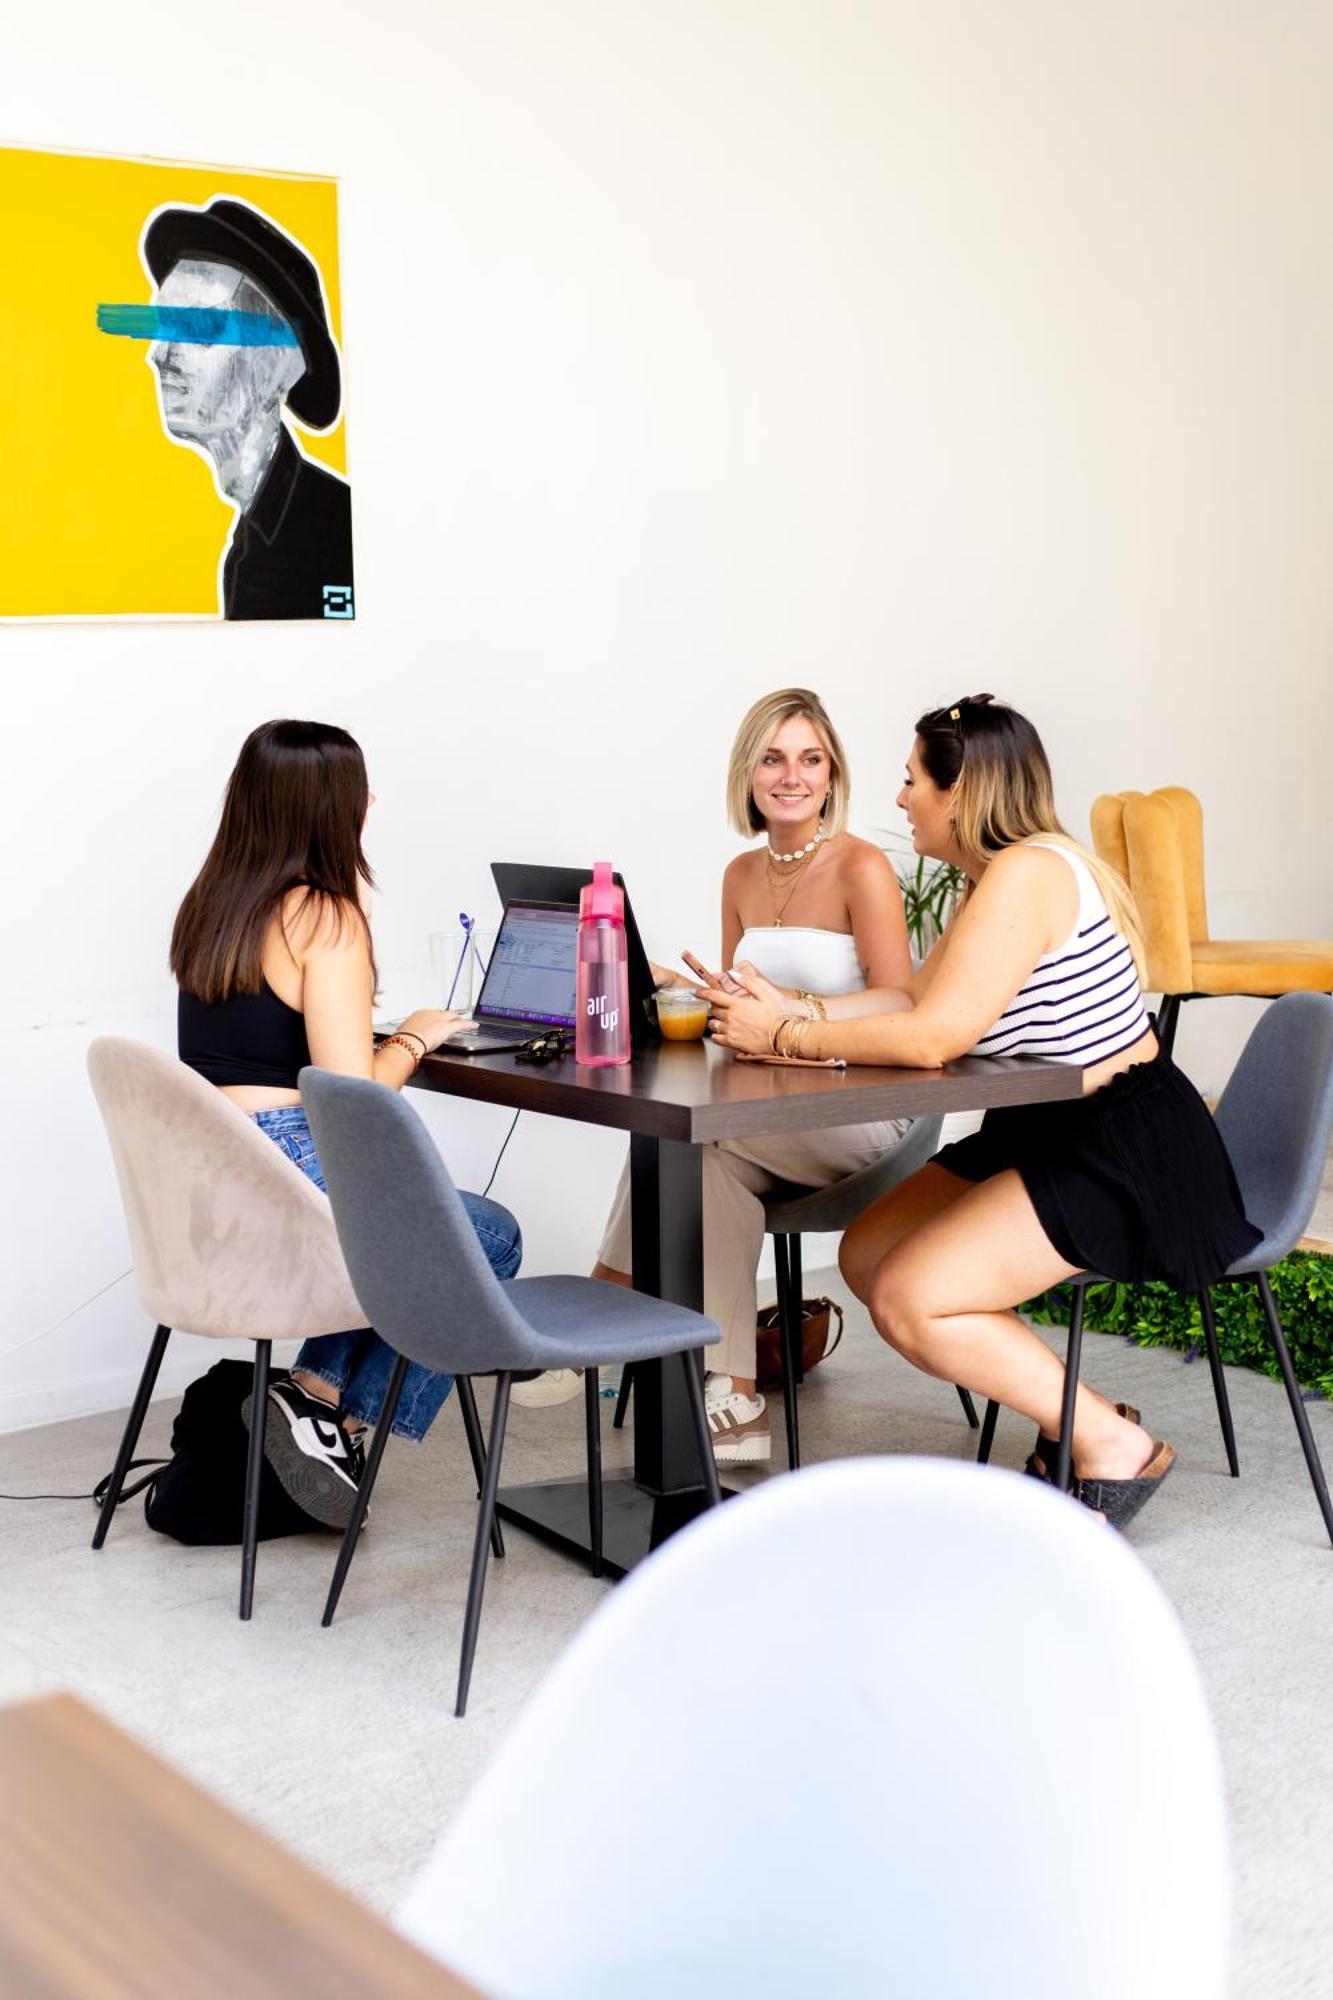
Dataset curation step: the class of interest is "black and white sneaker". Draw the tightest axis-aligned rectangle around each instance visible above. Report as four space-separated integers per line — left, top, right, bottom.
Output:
241 1379 365 1530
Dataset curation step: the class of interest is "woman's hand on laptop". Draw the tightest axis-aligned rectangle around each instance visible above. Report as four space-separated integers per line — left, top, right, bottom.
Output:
399 1008 473 1052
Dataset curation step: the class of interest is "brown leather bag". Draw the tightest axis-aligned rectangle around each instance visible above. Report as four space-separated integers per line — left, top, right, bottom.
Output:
755 1296 844 1390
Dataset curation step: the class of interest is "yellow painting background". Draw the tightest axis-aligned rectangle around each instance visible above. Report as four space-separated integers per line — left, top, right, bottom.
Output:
0 145 346 618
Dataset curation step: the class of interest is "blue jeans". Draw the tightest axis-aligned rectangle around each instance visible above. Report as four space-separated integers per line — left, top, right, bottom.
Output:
251 1104 522 1441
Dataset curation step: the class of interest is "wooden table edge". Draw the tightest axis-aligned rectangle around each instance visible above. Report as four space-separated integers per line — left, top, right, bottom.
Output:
0 1693 480 1999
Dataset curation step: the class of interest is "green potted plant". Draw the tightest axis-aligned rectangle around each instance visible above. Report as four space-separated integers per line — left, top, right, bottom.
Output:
880 833 966 963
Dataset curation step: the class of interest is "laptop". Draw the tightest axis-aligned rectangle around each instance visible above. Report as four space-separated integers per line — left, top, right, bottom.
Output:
490 862 658 1049
444 899 580 1055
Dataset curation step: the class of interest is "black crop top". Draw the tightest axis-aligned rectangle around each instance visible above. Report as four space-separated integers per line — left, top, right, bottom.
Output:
178 982 312 1090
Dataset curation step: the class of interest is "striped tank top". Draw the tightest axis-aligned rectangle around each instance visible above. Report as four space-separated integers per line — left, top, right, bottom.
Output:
969 842 1151 1066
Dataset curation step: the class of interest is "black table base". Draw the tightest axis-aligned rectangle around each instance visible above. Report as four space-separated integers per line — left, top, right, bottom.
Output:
495 1473 734 1581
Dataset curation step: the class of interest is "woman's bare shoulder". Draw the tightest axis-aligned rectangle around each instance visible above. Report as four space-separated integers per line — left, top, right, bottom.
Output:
967 843 1078 942
979 841 1072 893
832 833 898 886
280 886 367 962
723 847 763 890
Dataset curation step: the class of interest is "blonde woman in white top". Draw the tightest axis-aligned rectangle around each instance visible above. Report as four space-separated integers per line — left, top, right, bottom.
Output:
587 688 916 1464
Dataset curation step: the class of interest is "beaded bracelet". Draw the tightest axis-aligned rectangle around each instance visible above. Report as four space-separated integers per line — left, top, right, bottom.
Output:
396 1029 428 1057
381 1032 424 1073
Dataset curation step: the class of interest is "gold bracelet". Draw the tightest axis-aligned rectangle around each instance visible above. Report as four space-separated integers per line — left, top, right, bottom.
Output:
800 991 828 1021
770 1014 796 1056
381 1033 424 1074
777 1017 803 1059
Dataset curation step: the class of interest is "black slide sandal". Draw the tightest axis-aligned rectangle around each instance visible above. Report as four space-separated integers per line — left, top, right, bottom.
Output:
1076 1440 1175 1530
1025 1403 1142 1482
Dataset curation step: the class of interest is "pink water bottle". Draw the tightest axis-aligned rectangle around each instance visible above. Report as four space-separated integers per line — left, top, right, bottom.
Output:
576 862 632 1067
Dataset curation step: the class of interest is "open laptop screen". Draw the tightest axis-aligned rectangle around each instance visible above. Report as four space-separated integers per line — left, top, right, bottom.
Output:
474 901 579 1029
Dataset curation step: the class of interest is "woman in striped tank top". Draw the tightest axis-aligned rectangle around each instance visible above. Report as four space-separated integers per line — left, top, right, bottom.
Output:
707 696 1260 1528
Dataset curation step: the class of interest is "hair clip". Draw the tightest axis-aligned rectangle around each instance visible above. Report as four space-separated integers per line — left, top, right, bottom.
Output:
948 706 961 722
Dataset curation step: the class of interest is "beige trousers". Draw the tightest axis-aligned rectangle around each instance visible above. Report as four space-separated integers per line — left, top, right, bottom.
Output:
597 1119 912 1380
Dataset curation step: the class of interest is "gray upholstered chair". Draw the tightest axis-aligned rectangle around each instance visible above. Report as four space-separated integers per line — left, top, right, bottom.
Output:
978 994 1333 1545
614 1114 980 1468
299 1065 722 1716
86 1038 371 1619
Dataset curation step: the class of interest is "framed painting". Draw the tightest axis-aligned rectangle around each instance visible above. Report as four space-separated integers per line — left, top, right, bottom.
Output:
0 142 353 622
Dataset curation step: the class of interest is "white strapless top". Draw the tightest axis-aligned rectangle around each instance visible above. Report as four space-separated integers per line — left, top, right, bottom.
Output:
734 927 867 996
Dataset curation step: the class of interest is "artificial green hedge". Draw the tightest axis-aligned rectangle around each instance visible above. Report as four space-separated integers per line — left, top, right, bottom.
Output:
1025 1252 1333 1401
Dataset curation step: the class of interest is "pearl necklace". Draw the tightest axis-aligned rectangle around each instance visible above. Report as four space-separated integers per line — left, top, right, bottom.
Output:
767 828 826 865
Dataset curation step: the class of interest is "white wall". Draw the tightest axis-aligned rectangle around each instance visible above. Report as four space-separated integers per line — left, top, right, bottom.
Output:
4 1 1331 1432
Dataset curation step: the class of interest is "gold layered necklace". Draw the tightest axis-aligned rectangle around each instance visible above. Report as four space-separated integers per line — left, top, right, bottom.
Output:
766 844 818 927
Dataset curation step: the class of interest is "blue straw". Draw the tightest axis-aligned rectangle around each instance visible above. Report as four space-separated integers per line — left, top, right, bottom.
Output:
445 913 474 1009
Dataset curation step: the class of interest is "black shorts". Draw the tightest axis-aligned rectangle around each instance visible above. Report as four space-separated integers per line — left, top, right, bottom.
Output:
932 1041 1262 1291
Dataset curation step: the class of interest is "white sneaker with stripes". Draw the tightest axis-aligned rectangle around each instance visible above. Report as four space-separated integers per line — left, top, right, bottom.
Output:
706 1374 771 1464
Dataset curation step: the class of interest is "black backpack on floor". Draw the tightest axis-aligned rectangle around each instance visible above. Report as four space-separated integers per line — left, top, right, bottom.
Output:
102 1360 331 1545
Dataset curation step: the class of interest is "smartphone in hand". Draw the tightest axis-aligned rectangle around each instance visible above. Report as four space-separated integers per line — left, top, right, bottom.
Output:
682 950 743 994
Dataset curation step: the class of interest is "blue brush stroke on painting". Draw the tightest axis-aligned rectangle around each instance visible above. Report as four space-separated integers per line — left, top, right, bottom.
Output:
96 304 299 347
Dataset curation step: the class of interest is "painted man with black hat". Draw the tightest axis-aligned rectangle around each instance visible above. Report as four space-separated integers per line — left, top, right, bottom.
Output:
139 197 353 621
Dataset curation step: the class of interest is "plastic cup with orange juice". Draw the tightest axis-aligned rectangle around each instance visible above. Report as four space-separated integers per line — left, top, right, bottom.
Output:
655 986 713 1041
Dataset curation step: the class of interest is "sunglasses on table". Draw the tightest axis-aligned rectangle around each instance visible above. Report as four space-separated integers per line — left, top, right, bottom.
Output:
514 1030 573 1066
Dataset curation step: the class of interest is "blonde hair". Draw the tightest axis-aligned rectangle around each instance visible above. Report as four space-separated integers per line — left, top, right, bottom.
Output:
726 688 851 838
915 694 1147 977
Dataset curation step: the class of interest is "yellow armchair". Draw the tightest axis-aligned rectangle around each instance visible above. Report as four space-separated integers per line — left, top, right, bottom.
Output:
1090 787 1333 1053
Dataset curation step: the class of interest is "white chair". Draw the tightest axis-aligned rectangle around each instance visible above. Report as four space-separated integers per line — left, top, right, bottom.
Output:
397 1458 1228 1999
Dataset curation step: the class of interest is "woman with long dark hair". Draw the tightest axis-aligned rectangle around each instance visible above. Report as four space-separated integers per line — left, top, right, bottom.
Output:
707 695 1260 1525
172 718 521 1527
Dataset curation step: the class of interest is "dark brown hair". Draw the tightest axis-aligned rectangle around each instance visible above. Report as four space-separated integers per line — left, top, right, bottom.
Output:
170 719 375 1003
914 694 1056 851
912 693 1144 971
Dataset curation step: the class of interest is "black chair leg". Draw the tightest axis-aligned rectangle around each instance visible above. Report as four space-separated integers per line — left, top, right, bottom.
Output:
585 1368 604 1578
956 1384 981 1430
456 1374 504 1559
92 1323 171 1551
774 1236 802 1470
323 1350 409 1628
239 1341 271 1622
788 1234 806 1383
1197 1290 1239 1477
976 1398 1000 1465
613 1364 635 1430
1255 1273 1333 1548
457 1374 512 1717
1052 1287 1086 1496
1157 995 1182 1056
681 1349 722 1508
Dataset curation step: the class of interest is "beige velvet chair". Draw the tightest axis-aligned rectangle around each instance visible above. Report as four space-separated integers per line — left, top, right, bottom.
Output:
1091 786 1333 1053
87 1036 369 1619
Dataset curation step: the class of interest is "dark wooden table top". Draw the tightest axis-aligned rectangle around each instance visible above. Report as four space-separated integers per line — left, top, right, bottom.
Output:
0 1694 479 1999
410 1038 1085 1142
